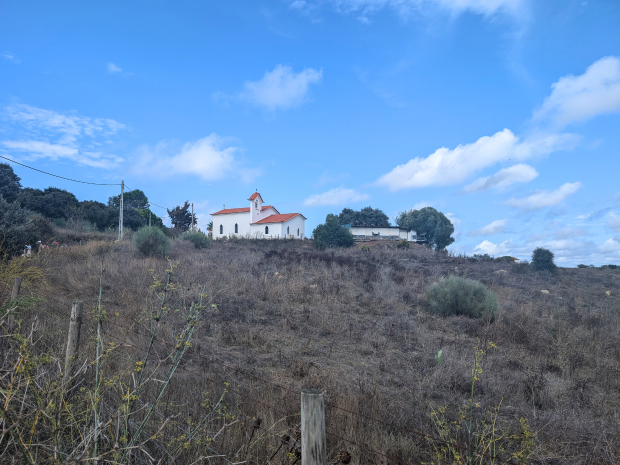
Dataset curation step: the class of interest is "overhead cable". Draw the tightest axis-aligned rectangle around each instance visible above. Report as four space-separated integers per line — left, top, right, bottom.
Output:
0 155 122 186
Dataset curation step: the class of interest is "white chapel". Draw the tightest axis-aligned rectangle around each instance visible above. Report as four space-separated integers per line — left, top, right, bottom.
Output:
211 192 306 239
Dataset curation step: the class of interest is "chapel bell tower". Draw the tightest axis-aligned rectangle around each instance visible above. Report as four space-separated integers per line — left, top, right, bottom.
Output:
249 191 263 223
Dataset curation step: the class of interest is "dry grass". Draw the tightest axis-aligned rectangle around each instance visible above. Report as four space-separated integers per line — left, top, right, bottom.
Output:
2 238 619 464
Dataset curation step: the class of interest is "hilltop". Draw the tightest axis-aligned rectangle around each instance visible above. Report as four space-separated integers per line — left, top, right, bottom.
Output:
4 237 618 464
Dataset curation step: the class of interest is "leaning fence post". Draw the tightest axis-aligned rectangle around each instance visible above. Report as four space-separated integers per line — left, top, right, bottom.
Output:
7 276 22 330
301 388 326 465
63 301 84 388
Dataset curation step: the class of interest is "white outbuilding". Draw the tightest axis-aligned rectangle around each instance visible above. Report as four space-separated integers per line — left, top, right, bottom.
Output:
211 192 306 239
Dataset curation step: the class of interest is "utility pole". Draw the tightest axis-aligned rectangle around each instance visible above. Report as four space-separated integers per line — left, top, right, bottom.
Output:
191 202 194 232
118 180 124 241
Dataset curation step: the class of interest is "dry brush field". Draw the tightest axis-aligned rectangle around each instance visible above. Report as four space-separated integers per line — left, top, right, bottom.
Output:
2 236 620 464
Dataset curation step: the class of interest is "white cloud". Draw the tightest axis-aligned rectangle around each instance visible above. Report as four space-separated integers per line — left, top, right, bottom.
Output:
462 163 538 193
505 182 582 210
445 212 462 240
238 65 322 110
553 227 588 239
445 212 461 228
474 240 512 256
533 56 620 127
303 187 369 206
468 219 508 236
292 0 524 18
2 53 20 63
2 103 126 168
413 200 433 209
107 62 123 74
314 170 350 188
133 134 259 183
598 237 620 254
608 212 620 232
376 129 577 191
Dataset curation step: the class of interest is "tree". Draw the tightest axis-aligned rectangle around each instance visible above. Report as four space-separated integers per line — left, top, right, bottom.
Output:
0 163 22 203
0 196 52 256
313 214 355 249
122 207 147 231
338 206 390 227
17 187 79 219
531 247 557 273
138 208 165 230
167 201 196 232
395 207 455 250
81 200 117 230
108 189 149 210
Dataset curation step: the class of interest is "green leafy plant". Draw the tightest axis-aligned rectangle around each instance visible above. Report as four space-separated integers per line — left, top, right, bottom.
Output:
397 239 410 249
133 225 171 257
531 247 557 273
180 230 211 249
425 276 499 319
395 206 455 250
313 214 354 250
435 349 443 366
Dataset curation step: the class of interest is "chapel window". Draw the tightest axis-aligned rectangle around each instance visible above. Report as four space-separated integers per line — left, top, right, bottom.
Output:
287 226 290 235
219 224 223 234
297 228 299 236
235 223 238 233
265 226 269 235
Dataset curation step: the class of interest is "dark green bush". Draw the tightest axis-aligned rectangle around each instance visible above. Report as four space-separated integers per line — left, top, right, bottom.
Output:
180 231 211 249
313 214 354 250
531 247 557 273
396 239 410 249
425 275 499 319
132 226 170 257
577 264 588 268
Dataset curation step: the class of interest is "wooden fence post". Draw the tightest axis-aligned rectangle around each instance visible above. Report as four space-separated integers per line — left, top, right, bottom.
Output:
63 301 84 387
7 276 22 330
301 388 326 465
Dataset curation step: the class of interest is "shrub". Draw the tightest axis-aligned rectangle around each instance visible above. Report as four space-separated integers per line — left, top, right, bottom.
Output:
313 214 354 250
132 226 170 257
180 231 211 249
396 239 410 249
531 247 557 273
577 264 588 268
425 275 499 319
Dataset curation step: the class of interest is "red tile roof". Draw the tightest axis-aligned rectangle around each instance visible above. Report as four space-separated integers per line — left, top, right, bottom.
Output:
252 213 305 224
212 205 275 215
248 192 262 201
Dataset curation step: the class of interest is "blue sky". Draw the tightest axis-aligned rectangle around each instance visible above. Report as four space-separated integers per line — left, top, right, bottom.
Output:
1 0 619 265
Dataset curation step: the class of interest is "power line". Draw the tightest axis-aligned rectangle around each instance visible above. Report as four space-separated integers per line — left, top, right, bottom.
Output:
124 183 170 213
1 160 172 221
0 155 122 186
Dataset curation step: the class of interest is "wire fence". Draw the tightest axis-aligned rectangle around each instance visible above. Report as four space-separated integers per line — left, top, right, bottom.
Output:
100 318 521 465
4 265 523 465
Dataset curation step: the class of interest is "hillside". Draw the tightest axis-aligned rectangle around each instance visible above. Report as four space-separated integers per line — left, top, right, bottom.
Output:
3 238 619 464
